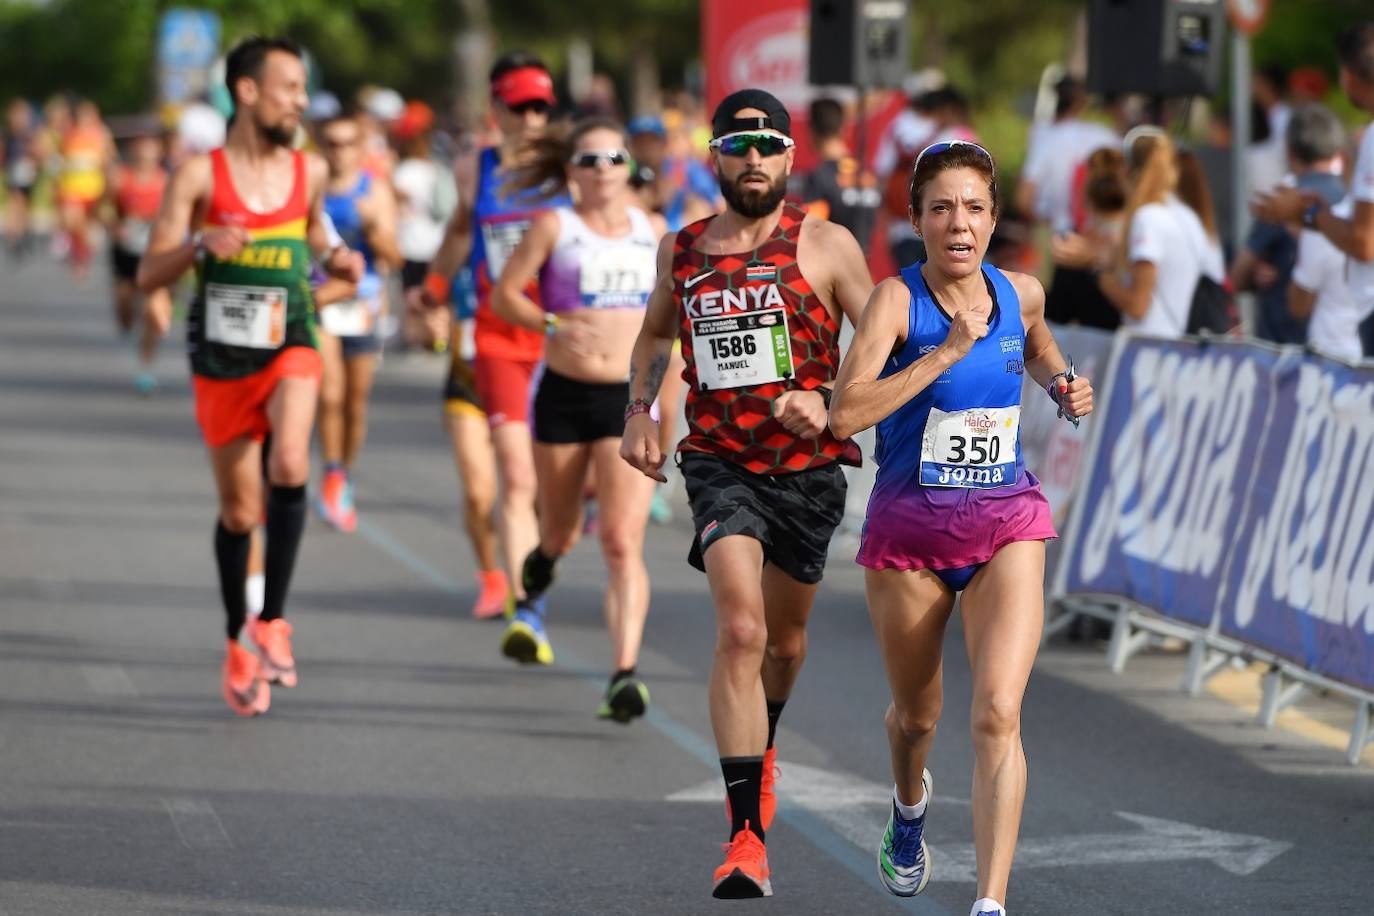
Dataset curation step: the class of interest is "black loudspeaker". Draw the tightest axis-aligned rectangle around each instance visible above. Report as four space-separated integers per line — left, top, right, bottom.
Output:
1087 0 1225 97
809 0 910 89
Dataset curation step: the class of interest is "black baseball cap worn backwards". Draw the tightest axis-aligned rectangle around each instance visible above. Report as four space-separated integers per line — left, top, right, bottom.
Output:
712 89 792 139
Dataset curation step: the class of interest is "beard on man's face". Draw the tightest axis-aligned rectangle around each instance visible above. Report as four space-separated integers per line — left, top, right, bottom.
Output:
255 114 297 148
718 167 787 218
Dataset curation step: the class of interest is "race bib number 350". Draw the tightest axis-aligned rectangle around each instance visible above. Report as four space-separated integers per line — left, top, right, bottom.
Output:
919 405 1019 488
690 308 794 391
205 283 287 350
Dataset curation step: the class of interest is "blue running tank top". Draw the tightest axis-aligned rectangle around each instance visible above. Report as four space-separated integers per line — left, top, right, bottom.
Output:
873 262 1028 490
469 146 571 360
323 173 376 269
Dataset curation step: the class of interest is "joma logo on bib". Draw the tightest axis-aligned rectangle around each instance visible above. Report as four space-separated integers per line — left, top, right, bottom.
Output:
684 283 784 319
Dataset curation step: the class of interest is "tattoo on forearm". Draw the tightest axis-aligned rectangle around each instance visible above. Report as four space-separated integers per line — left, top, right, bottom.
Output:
641 352 669 398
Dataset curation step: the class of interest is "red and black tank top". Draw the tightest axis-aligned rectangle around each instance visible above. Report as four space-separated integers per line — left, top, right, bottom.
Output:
673 203 860 475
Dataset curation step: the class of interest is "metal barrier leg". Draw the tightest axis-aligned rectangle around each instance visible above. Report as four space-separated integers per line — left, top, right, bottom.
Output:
1184 635 1232 697
1349 700 1373 767
1258 666 1308 729
1106 607 1150 674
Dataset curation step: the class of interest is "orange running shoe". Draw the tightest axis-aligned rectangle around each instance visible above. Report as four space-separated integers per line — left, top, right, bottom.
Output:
222 639 270 716
317 468 347 530
712 821 771 899
472 568 510 619
250 618 297 688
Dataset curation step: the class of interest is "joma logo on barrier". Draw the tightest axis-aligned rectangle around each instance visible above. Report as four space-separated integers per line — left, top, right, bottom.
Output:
1078 347 1258 586
1234 369 1374 634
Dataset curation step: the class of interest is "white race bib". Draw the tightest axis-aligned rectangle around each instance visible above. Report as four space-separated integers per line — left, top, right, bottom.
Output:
578 244 656 308
118 219 153 255
690 308 794 391
481 219 530 281
205 283 287 350
919 405 1019 489
320 298 375 337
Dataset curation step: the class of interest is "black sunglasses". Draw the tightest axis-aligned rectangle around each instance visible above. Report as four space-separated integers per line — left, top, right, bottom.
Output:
709 132 795 158
506 99 552 116
569 149 630 169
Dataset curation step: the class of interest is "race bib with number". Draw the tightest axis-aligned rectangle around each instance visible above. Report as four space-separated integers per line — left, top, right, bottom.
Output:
118 219 153 255
690 308 794 391
205 283 287 350
481 220 530 282
919 405 1019 489
578 245 656 308
320 298 375 337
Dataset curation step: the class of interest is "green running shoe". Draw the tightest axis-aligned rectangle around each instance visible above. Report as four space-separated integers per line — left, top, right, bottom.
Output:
597 674 649 724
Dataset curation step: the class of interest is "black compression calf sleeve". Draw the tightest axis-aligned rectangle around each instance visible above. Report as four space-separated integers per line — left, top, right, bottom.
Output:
766 698 787 750
260 484 307 623
214 520 251 639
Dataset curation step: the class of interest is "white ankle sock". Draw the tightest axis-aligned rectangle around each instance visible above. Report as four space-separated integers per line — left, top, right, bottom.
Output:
970 898 1005 916
893 783 927 820
245 573 265 618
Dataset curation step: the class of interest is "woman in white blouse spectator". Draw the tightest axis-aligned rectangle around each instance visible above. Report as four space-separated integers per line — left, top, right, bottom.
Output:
1097 129 1224 337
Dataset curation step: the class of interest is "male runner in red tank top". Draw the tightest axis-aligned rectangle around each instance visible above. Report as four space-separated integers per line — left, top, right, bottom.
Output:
104 130 170 394
139 37 364 717
621 89 874 899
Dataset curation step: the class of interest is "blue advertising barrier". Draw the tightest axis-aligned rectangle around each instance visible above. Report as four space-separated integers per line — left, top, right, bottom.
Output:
1222 352 1374 693
1056 335 1374 696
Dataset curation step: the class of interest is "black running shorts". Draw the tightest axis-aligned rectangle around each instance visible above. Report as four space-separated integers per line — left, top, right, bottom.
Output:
442 346 483 415
110 245 140 281
681 451 847 585
532 366 628 444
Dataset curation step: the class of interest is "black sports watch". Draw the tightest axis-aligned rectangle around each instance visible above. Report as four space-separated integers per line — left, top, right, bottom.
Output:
1301 202 1322 230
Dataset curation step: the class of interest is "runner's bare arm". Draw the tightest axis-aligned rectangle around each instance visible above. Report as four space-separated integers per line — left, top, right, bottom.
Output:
428 201 475 289
817 219 875 328
1016 271 1093 419
364 177 405 271
136 155 220 293
626 232 679 404
307 154 364 282
829 277 956 439
491 210 559 331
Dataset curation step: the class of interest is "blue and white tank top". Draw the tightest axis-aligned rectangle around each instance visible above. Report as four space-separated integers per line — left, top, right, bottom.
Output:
873 262 1028 490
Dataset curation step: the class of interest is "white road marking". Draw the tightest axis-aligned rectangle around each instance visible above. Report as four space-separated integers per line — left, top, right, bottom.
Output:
163 798 232 849
668 765 1290 882
81 664 138 697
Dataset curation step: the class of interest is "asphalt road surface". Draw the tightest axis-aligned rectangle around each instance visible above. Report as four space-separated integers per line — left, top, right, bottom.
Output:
2 256 1371 915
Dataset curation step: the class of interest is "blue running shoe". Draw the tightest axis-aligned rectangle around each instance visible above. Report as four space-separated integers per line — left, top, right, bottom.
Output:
500 598 554 665
877 768 932 897
133 370 158 396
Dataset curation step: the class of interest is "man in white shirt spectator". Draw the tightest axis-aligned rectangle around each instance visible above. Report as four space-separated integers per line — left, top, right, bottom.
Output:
1291 196 1373 361
1016 76 1120 234
1255 22 1374 357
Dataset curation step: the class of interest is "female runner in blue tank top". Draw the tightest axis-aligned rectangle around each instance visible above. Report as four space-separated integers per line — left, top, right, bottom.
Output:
829 141 1094 916
492 118 666 722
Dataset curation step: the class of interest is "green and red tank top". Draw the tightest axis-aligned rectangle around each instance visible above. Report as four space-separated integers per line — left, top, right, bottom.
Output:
188 148 316 379
673 203 860 475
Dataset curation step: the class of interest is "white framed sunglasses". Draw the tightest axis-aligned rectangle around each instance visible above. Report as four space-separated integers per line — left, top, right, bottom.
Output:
569 149 631 168
709 132 796 157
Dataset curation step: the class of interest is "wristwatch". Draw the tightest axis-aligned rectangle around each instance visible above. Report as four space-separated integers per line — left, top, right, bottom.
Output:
544 313 560 337
1301 202 1322 230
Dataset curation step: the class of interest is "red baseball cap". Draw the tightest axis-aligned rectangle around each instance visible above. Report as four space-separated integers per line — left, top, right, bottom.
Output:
492 66 555 107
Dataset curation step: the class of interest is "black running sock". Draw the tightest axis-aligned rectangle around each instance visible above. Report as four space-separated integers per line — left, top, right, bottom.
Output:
766 698 787 750
610 667 636 688
520 546 558 598
260 484 307 623
214 520 251 640
721 756 766 842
